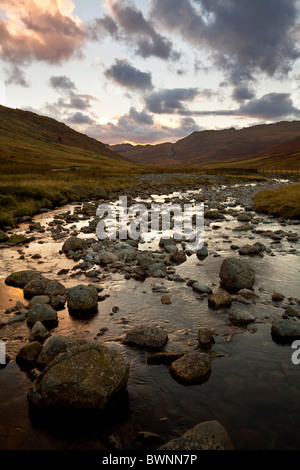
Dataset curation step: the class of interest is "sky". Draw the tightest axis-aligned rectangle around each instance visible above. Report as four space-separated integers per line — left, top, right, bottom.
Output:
0 0 300 145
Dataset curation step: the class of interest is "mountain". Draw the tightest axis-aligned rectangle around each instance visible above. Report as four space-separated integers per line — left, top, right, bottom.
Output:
111 121 300 167
0 105 130 170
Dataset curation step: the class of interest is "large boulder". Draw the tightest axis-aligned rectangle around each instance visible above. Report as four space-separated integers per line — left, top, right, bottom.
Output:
62 236 88 253
5 270 42 288
28 343 130 410
159 420 234 450
67 284 98 314
219 258 255 292
124 325 168 352
169 352 211 385
27 303 58 325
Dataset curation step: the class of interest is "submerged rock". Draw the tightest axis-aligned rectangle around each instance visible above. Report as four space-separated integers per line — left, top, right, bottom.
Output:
197 328 215 350
28 343 130 410
159 420 234 450
192 282 212 295
219 258 255 291
169 352 211 385
124 325 168 351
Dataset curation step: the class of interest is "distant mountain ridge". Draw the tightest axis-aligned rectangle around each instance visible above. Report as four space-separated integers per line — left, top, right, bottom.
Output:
111 121 300 167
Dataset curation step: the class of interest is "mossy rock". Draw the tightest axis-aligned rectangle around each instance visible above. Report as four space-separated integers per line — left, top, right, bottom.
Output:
9 234 30 245
0 230 9 243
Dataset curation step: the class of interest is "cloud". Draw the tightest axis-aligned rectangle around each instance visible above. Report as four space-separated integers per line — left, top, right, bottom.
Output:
5 65 29 87
84 108 201 144
145 88 206 114
105 59 153 90
68 112 95 125
0 0 86 67
232 85 256 103
150 0 300 82
238 93 300 120
92 0 179 61
49 75 76 91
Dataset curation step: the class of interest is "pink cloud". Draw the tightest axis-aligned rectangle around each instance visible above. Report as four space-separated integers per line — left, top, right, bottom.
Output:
0 0 87 65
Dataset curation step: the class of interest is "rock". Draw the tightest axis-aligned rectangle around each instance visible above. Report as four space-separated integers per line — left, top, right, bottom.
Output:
9 234 30 245
205 210 225 220
196 246 208 261
272 293 285 302
161 295 172 304
16 342 43 369
197 328 215 350
62 236 88 253
28 343 130 410
237 213 252 222
44 280 66 297
67 284 98 314
29 321 51 343
159 237 176 249
233 224 253 232
237 289 259 299
170 250 187 264
5 270 42 288
146 352 184 365
285 305 300 318
137 431 166 446
97 252 119 265
219 258 255 291
137 253 155 268
0 313 26 326
0 230 9 243
159 420 234 450
169 352 211 385
124 325 168 352
28 295 51 308
27 304 58 325
208 291 232 309
229 310 255 326
238 244 262 256
36 335 86 369
192 282 212 295
23 277 49 298
271 319 300 341
50 295 66 311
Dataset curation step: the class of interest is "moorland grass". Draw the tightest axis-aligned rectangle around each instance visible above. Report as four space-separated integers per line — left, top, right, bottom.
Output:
253 183 300 219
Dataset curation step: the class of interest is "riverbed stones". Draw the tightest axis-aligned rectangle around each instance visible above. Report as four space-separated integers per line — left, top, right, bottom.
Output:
196 245 209 261
170 250 187 264
271 319 300 341
229 310 255 326
0 230 9 242
192 282 213 295
197 328 215 350
208 290 232 309
28 296 51 308
123 325 168 351
16 341 43 369
272 293 285 302
161 295 172 304
238 244 262 256
62 236 88 253
9 234 30 245
28 343 130 410
219 258 255 291
284 305 300 318
67 284 98 314
5 270 42 288
27 303 58 325
169 352 211 385
29 321 51 343
159 420 234 450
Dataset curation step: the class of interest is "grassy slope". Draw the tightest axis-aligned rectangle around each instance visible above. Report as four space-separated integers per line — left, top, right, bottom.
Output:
253 184 300 219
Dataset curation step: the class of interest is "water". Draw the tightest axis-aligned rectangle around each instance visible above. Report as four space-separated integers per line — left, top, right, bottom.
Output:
0 181 299 450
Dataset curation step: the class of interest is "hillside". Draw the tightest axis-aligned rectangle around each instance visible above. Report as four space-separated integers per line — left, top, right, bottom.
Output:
111 121 300 167
0 104 132 171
